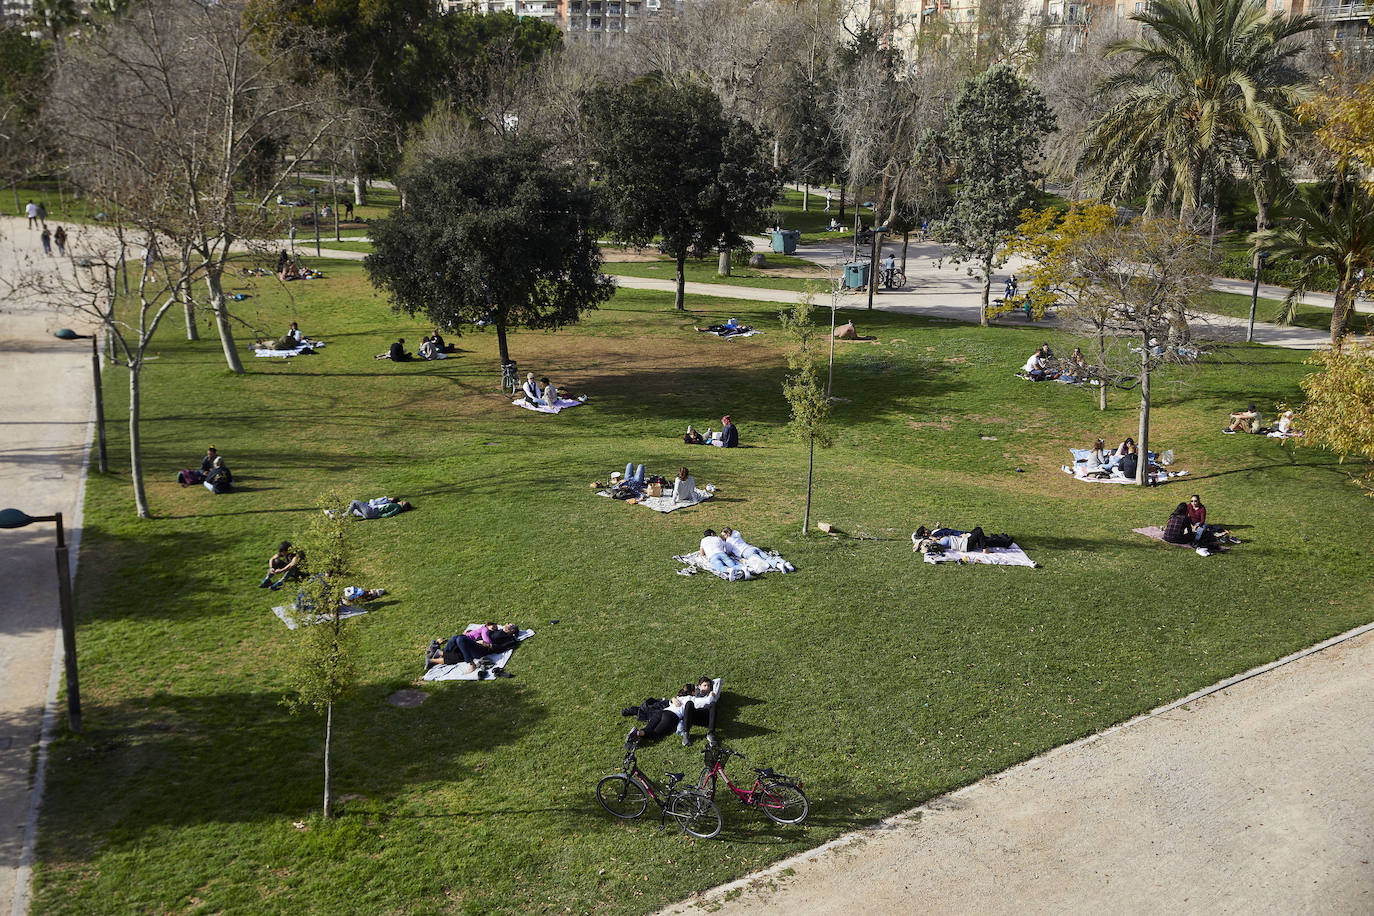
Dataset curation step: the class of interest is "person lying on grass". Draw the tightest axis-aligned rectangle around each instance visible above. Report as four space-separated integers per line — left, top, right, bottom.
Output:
425 623 521 674
339 585 386 610
912 526 1015 554
721 527 794 573
623 677 720 747
259 541 304 590
700 529 750 580
328 497 412 519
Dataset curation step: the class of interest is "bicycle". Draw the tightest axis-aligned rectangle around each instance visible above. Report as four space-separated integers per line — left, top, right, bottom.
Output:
881 266 906 290
596 741 723 839
697 743 809 825
500 360 519 395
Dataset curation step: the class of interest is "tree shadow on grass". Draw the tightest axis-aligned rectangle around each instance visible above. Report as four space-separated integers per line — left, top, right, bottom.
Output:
37 681 548 850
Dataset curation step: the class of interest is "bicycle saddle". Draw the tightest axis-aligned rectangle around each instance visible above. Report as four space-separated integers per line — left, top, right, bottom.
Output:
665 771 685 782
754 767 778 778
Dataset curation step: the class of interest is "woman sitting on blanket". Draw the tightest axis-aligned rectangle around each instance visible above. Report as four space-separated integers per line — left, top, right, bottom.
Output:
426 622 521 674
1162 503 1225 553
1087 438 1111 471
1186 495 1237 547
672 467 696 503
721 527 794 573
624 677 720 747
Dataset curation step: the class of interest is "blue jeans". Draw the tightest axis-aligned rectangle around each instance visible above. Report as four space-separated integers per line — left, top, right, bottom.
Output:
624 463 645 485
705 552 742 576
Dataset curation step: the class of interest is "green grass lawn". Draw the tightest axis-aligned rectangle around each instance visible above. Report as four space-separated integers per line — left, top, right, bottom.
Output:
34 261 1374 915
604 251 826 292
1193 289 1368 336
314 239 374 253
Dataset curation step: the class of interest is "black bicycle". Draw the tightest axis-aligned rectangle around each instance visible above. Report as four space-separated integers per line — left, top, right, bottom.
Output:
597 743 723 839
881 266 906 290
500 360 519 394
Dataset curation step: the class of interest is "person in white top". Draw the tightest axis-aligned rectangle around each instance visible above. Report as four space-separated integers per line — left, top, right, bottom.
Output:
1022 352 1046 380
699 529 748 580
721 527 794 573
521 373 544 405
1276 410 1297 435
25 200 39 228
671 466 696 503
675 676 721 746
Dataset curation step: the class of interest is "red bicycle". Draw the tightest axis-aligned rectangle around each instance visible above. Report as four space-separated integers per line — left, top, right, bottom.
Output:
697 744 809 825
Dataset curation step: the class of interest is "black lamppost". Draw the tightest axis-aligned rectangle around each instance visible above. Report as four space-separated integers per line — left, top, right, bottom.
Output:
0 509 82 733
311 187 320 257
1248 251 1267 344
54 329 107 474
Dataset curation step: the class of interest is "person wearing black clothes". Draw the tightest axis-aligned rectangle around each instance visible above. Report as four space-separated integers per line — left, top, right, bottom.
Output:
375 338 412 361
709 415 739 448
1118 444 1139 481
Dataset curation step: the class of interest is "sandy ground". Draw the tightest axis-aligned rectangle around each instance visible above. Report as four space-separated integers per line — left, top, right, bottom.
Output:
662 625 1374 915
0 216 98 915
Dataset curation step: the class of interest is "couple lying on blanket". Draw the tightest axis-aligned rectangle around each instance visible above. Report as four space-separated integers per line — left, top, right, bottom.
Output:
695 318 754 338
699 528 794 579
425 623 522 677
912 525 1015 555
623 676 721 747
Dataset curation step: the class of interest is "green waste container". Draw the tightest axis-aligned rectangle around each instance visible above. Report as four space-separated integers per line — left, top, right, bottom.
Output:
843 260 869 290
770 230 800 255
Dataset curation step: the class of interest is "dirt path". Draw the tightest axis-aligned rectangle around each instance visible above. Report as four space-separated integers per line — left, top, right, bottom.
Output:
0 216 97 915
662 625 1374 915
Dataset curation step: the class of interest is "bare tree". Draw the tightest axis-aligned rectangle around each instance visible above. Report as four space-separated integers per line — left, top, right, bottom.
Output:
47 0 347 374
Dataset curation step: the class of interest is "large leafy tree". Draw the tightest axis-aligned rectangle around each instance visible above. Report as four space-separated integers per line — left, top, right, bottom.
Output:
940 65 1054 326
583 78 780 309
365 141 613 367
1259 184 1374 344
1294 339 1374 495
1080 0 1314 223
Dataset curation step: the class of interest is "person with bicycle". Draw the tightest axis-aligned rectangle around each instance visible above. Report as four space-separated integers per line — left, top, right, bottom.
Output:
882 252 896 286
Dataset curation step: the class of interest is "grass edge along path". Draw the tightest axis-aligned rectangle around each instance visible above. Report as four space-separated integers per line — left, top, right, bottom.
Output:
30 262 1374 916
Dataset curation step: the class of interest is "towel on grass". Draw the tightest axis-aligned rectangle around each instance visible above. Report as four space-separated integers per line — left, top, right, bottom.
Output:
423 628 535 681
513 397 585 415
597 486 715 513
673 553 741 580
921 543 1037 567
698 325 760 339
272 603 368 629
255 340 324 358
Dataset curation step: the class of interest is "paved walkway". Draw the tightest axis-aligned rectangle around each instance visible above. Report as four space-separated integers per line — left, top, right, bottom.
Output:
663 625 1374 915
0 217 96 915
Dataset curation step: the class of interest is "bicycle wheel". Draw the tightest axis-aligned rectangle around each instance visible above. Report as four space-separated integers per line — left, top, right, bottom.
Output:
669 792 722 839
757 782 809 824
597 774 649 819
894 271 906 289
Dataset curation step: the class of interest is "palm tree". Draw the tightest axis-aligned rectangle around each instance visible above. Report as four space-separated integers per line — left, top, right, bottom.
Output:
1260 185 1374 344
1080 0 1314 220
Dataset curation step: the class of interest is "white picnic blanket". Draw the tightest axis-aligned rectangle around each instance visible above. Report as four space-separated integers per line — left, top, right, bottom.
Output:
254 339 324 358
597 486 715 513
917 541 1038 567
272 603 369 629
513 397 585 414
423 628 535 681
1063 449 1181 485
673 553 738 580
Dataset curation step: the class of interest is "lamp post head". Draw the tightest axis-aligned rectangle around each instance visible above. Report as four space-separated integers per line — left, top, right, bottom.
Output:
54 328 85 340
311 188 319 197
0 508 35 529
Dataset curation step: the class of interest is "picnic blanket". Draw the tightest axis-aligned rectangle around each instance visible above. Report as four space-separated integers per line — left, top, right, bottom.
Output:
272 603 369 630
423 628 535 681
698 324 760 339
254 339 324 358
1132 527 1227 554
597 486 715 513
914 536 1038 567
1063 448 1185 485
673 553 741 580
513 397 585 415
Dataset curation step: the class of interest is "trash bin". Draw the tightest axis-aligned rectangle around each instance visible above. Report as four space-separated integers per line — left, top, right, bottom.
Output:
771 230 800 255
843 260 869 290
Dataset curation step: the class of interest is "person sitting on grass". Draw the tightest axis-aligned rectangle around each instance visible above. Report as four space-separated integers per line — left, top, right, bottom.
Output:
671 466 696 503
699 529 749 580
1087 438 1112 472
541 377 560 404
1118 443 1140 481
1021 350 1058 381
1185 495 1237 547
1276 410 1299 437
259 541 304 589
521 373 544 405
707 415 739 448
375 338 411 361
418 337 446 360
342 497 412 519
722 527 794 573
425 623 521 675
1227 403 1263 434
203 456 233 493
427 328 455 353
1163 502 1225 554
1061 348 1088 383
285 321 303 345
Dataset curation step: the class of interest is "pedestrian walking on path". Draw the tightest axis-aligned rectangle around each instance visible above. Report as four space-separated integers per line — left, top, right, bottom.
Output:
39 226 51 255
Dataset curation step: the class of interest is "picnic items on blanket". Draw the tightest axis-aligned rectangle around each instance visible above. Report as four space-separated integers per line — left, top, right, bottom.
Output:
423 627 535 681
911 530 1037 567
272 604 370 629
1132 527 1233 556
1061 448 1186 485
696 319 760 339
598 484 716 513
254 339 324 358
513 396 586 415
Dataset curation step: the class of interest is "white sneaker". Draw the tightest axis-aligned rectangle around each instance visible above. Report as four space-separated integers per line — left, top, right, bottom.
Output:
1196 547 1211 557
784 562 795 572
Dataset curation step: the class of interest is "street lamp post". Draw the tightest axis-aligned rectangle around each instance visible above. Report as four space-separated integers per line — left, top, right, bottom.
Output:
54 329 107 474
311 187 321 257
0 508 82 733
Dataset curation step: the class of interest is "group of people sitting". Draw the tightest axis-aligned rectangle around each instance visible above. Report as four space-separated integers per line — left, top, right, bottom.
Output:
610 465 698 503
425 623 522 677
275 250 321 282
375 330 454 362
1080 436 1147 479
622 675 721 747
696 527 794 580
1226 404 1298 437
1163 495 1238 556
521 373 563 407
177 446 233 493
911 525 1015 555
255 322 316 353
683 415 739 447
1021 344 1091 383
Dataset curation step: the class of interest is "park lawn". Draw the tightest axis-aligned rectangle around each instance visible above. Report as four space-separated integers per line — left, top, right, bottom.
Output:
315 239 375 253
1193 289 1365 336
604 252 825 292
33 261 1374 915
3 181 105 225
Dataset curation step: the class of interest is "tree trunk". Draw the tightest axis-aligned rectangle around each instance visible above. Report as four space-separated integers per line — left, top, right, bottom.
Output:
866 232 881 310
718 249 731 277
129 365 150 518
1331 275 1354 344
802 433 814 534
802 183 809 212
1137 335 1151 486
179 244 198 341
1097 327 1107 411
322 701 333 819
674 253 686 311
205 269 245 374
901 232 909 272
352 172 364 207
331 162 340 242
838 184 845 224
978 249 992 327
495 317 511 365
